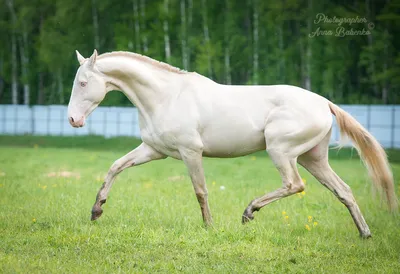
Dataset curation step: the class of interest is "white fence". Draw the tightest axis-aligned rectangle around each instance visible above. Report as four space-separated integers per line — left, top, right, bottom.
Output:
0 105 140 138
0 104 399 148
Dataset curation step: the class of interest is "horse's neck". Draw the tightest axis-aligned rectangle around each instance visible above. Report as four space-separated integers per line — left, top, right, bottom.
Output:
98 56 177 116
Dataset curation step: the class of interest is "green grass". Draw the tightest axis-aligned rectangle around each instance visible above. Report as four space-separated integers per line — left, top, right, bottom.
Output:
0 135 399 273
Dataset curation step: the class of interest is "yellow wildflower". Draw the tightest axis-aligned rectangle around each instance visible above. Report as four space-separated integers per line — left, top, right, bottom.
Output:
302 178 307 184
313 221 318 227
32 218 36 223
301 191 306 196
282 211 287 216
308 216 313 223
212 181 216 185
305 224 311 231
285 215 289 221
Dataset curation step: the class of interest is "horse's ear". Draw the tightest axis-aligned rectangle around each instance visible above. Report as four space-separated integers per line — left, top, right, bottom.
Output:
88 49 98 67
76 50 86 65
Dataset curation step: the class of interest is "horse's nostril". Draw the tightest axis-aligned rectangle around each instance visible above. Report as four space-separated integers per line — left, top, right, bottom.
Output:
70 117 74 123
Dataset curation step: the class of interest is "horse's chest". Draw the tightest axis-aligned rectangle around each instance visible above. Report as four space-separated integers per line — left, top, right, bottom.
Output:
140 126 182 159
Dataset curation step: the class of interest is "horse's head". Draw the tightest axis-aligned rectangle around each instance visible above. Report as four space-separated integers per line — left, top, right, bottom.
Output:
68 49 107 128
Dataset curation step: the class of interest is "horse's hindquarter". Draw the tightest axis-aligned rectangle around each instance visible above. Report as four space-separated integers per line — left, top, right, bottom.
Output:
261 86 333 156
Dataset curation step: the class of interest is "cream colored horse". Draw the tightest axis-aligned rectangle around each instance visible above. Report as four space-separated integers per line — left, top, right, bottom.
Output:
68 49 397 238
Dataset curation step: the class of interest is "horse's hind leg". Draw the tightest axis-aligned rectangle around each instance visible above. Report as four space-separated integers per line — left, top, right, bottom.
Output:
297 133 371 238
242 150 305 223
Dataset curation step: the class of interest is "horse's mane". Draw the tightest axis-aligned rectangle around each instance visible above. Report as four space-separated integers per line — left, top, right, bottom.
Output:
98 51 188 74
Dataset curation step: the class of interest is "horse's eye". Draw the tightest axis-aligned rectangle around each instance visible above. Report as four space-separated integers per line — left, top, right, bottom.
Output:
80 82 87 87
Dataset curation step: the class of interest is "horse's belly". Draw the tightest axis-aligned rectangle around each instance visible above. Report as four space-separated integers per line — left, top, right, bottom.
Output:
201 129 266 158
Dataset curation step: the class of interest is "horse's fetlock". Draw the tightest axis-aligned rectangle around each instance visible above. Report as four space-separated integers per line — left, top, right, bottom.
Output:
296 184 305 193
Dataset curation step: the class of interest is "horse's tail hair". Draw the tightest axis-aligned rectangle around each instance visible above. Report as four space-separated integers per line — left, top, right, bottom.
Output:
329 102 398 212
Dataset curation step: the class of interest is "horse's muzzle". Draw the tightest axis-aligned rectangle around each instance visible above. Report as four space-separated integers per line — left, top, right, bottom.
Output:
68 116 85 128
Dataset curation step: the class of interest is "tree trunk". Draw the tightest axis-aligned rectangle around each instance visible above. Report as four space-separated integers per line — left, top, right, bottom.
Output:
224 48 231 85
57 69 64 104
187 0 193 70
133 0 141 52
163 0 171 62
0 55 4 102
382 29 389 104
19 30 30 105
277 19 286 83
224 0 231 85
92 0 100 49
37 72 44 105
252 0 259 84
366 0 378 96
7 0 18 104
140 0 148 53
201 0 212 78
304 0 312 90
180 0 188 70
37 14 45 105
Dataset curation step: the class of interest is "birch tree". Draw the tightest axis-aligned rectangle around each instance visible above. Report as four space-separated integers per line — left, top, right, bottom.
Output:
133 0 141 52
252 0 259 84
224 0 232 84
57 69 64 104
201 0 212 77
366 0 377 96
0 54 4 102
92 0 100 49
140 0 148 53
19 30 30 105
304 0 313 90
6 0 18 104
180 0 188 70
187 0 193 69
163 0 171 62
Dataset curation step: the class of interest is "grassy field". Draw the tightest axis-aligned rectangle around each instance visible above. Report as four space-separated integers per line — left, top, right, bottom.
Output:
0 135 399 273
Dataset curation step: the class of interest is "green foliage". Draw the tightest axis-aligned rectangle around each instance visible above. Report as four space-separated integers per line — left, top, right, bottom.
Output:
1 0 400 105
0 136 400 272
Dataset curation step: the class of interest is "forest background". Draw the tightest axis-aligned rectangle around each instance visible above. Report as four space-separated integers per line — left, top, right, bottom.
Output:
1 0 400 106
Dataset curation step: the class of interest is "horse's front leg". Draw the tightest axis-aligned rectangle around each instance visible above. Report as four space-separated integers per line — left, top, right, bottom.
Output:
179 148 213 227
91 142 166 221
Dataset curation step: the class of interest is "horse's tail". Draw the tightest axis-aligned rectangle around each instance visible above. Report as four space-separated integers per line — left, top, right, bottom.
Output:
328 102 398 211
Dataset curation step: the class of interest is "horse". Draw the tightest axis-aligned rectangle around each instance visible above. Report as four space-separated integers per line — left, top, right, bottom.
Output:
67 49 397 238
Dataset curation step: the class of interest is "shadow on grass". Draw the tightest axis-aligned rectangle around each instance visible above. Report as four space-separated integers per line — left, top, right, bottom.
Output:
1 134 400 163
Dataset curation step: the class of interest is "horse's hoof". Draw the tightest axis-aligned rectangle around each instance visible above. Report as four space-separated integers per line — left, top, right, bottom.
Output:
91 207 103 221
360 233 372 239
242 210 254 224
